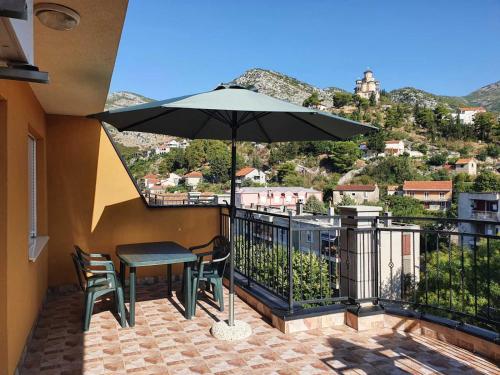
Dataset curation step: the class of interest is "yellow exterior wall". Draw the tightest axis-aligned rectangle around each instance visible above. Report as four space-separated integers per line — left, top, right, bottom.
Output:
0 80 49 375
46 116 220 286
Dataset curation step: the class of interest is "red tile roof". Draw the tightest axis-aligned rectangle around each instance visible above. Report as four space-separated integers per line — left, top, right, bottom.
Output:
236 167 256 177
403 180 452 191
144 173 158 179
459 107 486 112
334 184 377 192
184 171 203 178
455 158 474 165
385 140 403 144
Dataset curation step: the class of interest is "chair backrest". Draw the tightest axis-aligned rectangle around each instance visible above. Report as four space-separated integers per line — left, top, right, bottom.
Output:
211 236 230 276
71 252 87 292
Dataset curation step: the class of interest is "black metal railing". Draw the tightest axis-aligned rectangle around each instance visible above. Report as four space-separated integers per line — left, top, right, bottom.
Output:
220 208 500 331
145 193 218 206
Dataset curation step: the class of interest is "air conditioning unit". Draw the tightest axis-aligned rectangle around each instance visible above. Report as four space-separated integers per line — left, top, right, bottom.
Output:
0 0 48 83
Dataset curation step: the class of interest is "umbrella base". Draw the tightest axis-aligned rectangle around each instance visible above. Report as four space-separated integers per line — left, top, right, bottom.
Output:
211 320 252 341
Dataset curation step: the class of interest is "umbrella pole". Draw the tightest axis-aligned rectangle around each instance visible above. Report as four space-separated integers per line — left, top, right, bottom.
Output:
228 113 237 327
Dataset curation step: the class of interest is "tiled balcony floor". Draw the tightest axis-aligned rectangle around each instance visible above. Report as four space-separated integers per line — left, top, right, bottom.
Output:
22 281 499 375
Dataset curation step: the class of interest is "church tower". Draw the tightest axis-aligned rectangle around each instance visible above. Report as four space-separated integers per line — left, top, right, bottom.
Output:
354 69 380 103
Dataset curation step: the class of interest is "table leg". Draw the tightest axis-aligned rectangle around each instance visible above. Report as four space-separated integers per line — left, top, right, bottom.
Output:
119 261 125 288
184 263 192 319
167 264 172 297
129 267 136 327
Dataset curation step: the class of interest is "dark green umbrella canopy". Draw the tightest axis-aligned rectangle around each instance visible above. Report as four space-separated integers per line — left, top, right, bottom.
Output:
90 83 376 328
92 84 376 141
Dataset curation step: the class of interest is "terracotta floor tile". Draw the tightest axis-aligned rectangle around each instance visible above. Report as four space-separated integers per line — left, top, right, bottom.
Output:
20 281 499 375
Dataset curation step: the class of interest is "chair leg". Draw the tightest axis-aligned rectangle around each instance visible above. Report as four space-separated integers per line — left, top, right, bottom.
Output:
116 287 127 328
216 278 224 312
83 292 94 331
191 277 200 316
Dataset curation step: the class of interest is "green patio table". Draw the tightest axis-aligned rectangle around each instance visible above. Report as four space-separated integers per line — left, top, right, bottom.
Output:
116 241 197 326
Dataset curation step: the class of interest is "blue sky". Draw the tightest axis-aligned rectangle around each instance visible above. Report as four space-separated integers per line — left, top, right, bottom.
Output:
110 0 500 100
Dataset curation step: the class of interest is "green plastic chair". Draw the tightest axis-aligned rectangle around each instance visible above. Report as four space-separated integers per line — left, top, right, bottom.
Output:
72 246 127 331
189 236 230 315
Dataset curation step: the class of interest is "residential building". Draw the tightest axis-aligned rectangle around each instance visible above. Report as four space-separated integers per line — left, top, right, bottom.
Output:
154 144 171 155
142 173 159 188
332 184 379 205
184 171 203 188
453 107 486 125
387 185 400 196
236 166 266 185
160 173 181 187
354 69 380 103
403 180 453 211
458 192 500 242
384 140 405 156
235 187 322 209
455 158 477 176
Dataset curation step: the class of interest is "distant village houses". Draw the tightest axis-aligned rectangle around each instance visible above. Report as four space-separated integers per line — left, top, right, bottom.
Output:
403 180 453 211
183 171 203 188
454 158 477 176
235 187 322 209
154 139 190 155
452 107 486 125
332 184 380 205
235 167 266 185
384 140 405 156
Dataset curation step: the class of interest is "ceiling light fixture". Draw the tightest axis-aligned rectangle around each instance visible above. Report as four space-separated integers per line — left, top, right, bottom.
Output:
34 3 80 31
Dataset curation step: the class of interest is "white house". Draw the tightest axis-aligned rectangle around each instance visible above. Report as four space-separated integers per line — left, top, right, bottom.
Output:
384 140 405 156
453 107 486 125
184 171 203 188
142 173 159 188
455 158 477 176
154 144 170 155
160 173 181 187
235 167 266 185
332 184 380 205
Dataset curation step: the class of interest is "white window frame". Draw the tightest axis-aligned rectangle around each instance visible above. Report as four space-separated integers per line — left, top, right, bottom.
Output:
28 134 48 262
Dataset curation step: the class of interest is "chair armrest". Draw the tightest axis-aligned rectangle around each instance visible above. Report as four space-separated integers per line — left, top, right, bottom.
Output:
88 253 112 260
189 238 216 251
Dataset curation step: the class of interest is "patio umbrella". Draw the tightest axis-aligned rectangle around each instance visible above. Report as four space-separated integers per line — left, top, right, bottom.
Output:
90 83 376 335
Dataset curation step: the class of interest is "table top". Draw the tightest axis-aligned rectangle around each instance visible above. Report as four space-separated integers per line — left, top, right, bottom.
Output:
116 241 197 267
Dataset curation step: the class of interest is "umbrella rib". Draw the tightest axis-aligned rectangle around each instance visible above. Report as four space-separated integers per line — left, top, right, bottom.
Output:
239 112 271 126
252 113 272 143
191 113 213 139
285 112 342 141
119 108 180 132
199 109 231 126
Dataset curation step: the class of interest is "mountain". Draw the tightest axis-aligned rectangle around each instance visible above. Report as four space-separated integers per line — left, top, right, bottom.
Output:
234 68 345 107
388 87 468 109
104 70 499 149
104 91 174 149
464 81 500 112
389 81 500 112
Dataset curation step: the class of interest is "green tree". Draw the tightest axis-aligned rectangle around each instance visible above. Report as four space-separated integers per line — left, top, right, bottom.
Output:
363 156 419 185
304 195 326 214
328 141 361 173
158 148 186 175
332 92 352 108
385 195 426 217
474 112 497 141
366 130 386 153
184 140 206 171
336 194 356 207
302 92 322 108
473 171 500 192
275 162 298 184
427 153 447 166
369 92 377 107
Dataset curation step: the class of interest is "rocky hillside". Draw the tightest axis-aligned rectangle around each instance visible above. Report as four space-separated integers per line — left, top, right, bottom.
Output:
389 81 500 111
464 81 500 112
234 68 345 107
104 91 173 149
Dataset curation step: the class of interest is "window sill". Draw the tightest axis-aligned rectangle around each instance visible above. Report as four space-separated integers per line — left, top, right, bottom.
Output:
29 236 49 262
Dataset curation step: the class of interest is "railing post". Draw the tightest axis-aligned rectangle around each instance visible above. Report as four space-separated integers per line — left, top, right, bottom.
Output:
338 205 382 304
288 211 294 314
